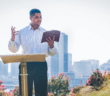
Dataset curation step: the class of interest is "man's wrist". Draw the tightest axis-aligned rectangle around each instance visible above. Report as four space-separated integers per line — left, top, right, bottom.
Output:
49 45 54 49
11 38 15 41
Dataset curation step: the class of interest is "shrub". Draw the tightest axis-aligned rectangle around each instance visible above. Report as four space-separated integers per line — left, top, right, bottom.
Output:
12 86 20 96
48 72 70 96
0 80 14 96
48 92 54 96
86 68 107 90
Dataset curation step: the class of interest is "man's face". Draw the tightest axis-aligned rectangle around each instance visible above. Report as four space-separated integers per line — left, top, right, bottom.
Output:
30 13 42 26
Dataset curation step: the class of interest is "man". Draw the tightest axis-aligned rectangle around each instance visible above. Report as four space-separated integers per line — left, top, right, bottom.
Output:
8 8 58 96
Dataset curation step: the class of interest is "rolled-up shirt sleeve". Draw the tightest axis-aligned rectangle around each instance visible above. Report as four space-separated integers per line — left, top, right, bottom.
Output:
43 41 58 57
48 41 58 56
8 30 21 53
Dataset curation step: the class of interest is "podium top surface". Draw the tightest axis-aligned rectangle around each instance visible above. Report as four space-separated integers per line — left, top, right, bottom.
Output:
0 53 46 64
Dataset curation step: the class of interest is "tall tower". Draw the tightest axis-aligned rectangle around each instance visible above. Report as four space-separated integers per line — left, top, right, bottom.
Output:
59 33 68 73
11 62 20 77
0 61 8 77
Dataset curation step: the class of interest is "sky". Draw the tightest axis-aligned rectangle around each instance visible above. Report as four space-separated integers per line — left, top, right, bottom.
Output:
0 0 110 71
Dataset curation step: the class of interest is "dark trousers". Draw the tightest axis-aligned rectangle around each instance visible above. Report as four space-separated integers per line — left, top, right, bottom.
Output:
19 61 48 96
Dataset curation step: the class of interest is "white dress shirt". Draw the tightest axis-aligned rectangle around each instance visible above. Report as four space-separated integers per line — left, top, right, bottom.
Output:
8 23 58 57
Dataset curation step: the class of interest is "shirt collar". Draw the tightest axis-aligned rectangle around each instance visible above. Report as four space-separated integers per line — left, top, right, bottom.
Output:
28 23 41 31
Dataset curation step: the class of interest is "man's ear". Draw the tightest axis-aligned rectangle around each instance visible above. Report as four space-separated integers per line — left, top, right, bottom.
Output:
29 17 32 20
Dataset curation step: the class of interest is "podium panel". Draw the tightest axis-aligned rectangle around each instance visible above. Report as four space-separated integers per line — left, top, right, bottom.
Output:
0 53 46 64
0 53 46 96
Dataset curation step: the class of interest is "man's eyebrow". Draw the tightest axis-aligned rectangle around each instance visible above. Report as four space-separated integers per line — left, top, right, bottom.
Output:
35 16 42 18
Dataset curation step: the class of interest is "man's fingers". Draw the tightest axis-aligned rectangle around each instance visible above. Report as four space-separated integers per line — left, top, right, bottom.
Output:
14 32 18 35
13 27 15 31
53 35 55 40
11 26 14 32
46 38 49 42
13 31 19 33
15 31 19 33
48 37 51 41
11 27 15 32
13 32 18 35
11 26 13 30
13 29 18 34
15 32 18 35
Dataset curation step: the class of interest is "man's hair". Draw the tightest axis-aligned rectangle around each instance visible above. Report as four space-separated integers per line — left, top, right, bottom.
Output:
29 8 41 17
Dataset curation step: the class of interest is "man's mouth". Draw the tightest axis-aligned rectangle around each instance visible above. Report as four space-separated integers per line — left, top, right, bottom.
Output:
38 21 41 23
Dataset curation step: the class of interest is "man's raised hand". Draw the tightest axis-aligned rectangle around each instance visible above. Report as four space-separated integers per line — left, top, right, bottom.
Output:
11 26 19 41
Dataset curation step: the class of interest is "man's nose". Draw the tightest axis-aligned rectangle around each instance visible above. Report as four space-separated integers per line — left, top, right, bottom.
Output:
38 17 42 20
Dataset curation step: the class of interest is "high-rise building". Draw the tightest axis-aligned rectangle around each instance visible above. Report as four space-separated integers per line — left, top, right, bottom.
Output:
0 61 8 77
68 65 73 72
0 61 4 76
68 53 73 72
68 53 72 66
11 62 20 77
59 33 68 73
101 59 110 74
73 60 92 78
73 59 100 79
85 59 99 71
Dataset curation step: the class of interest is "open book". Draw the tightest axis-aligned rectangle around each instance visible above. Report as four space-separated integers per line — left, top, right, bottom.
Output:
41 30 60 43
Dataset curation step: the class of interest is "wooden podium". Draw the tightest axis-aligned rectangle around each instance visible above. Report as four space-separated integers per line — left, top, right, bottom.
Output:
0 53 46 96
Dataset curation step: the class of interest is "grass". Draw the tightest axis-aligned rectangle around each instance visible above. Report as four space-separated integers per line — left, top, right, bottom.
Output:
78 75 110 96
67 73 110 96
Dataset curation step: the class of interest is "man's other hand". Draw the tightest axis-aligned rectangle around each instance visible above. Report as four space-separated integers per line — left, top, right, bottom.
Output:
46 35 55 48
